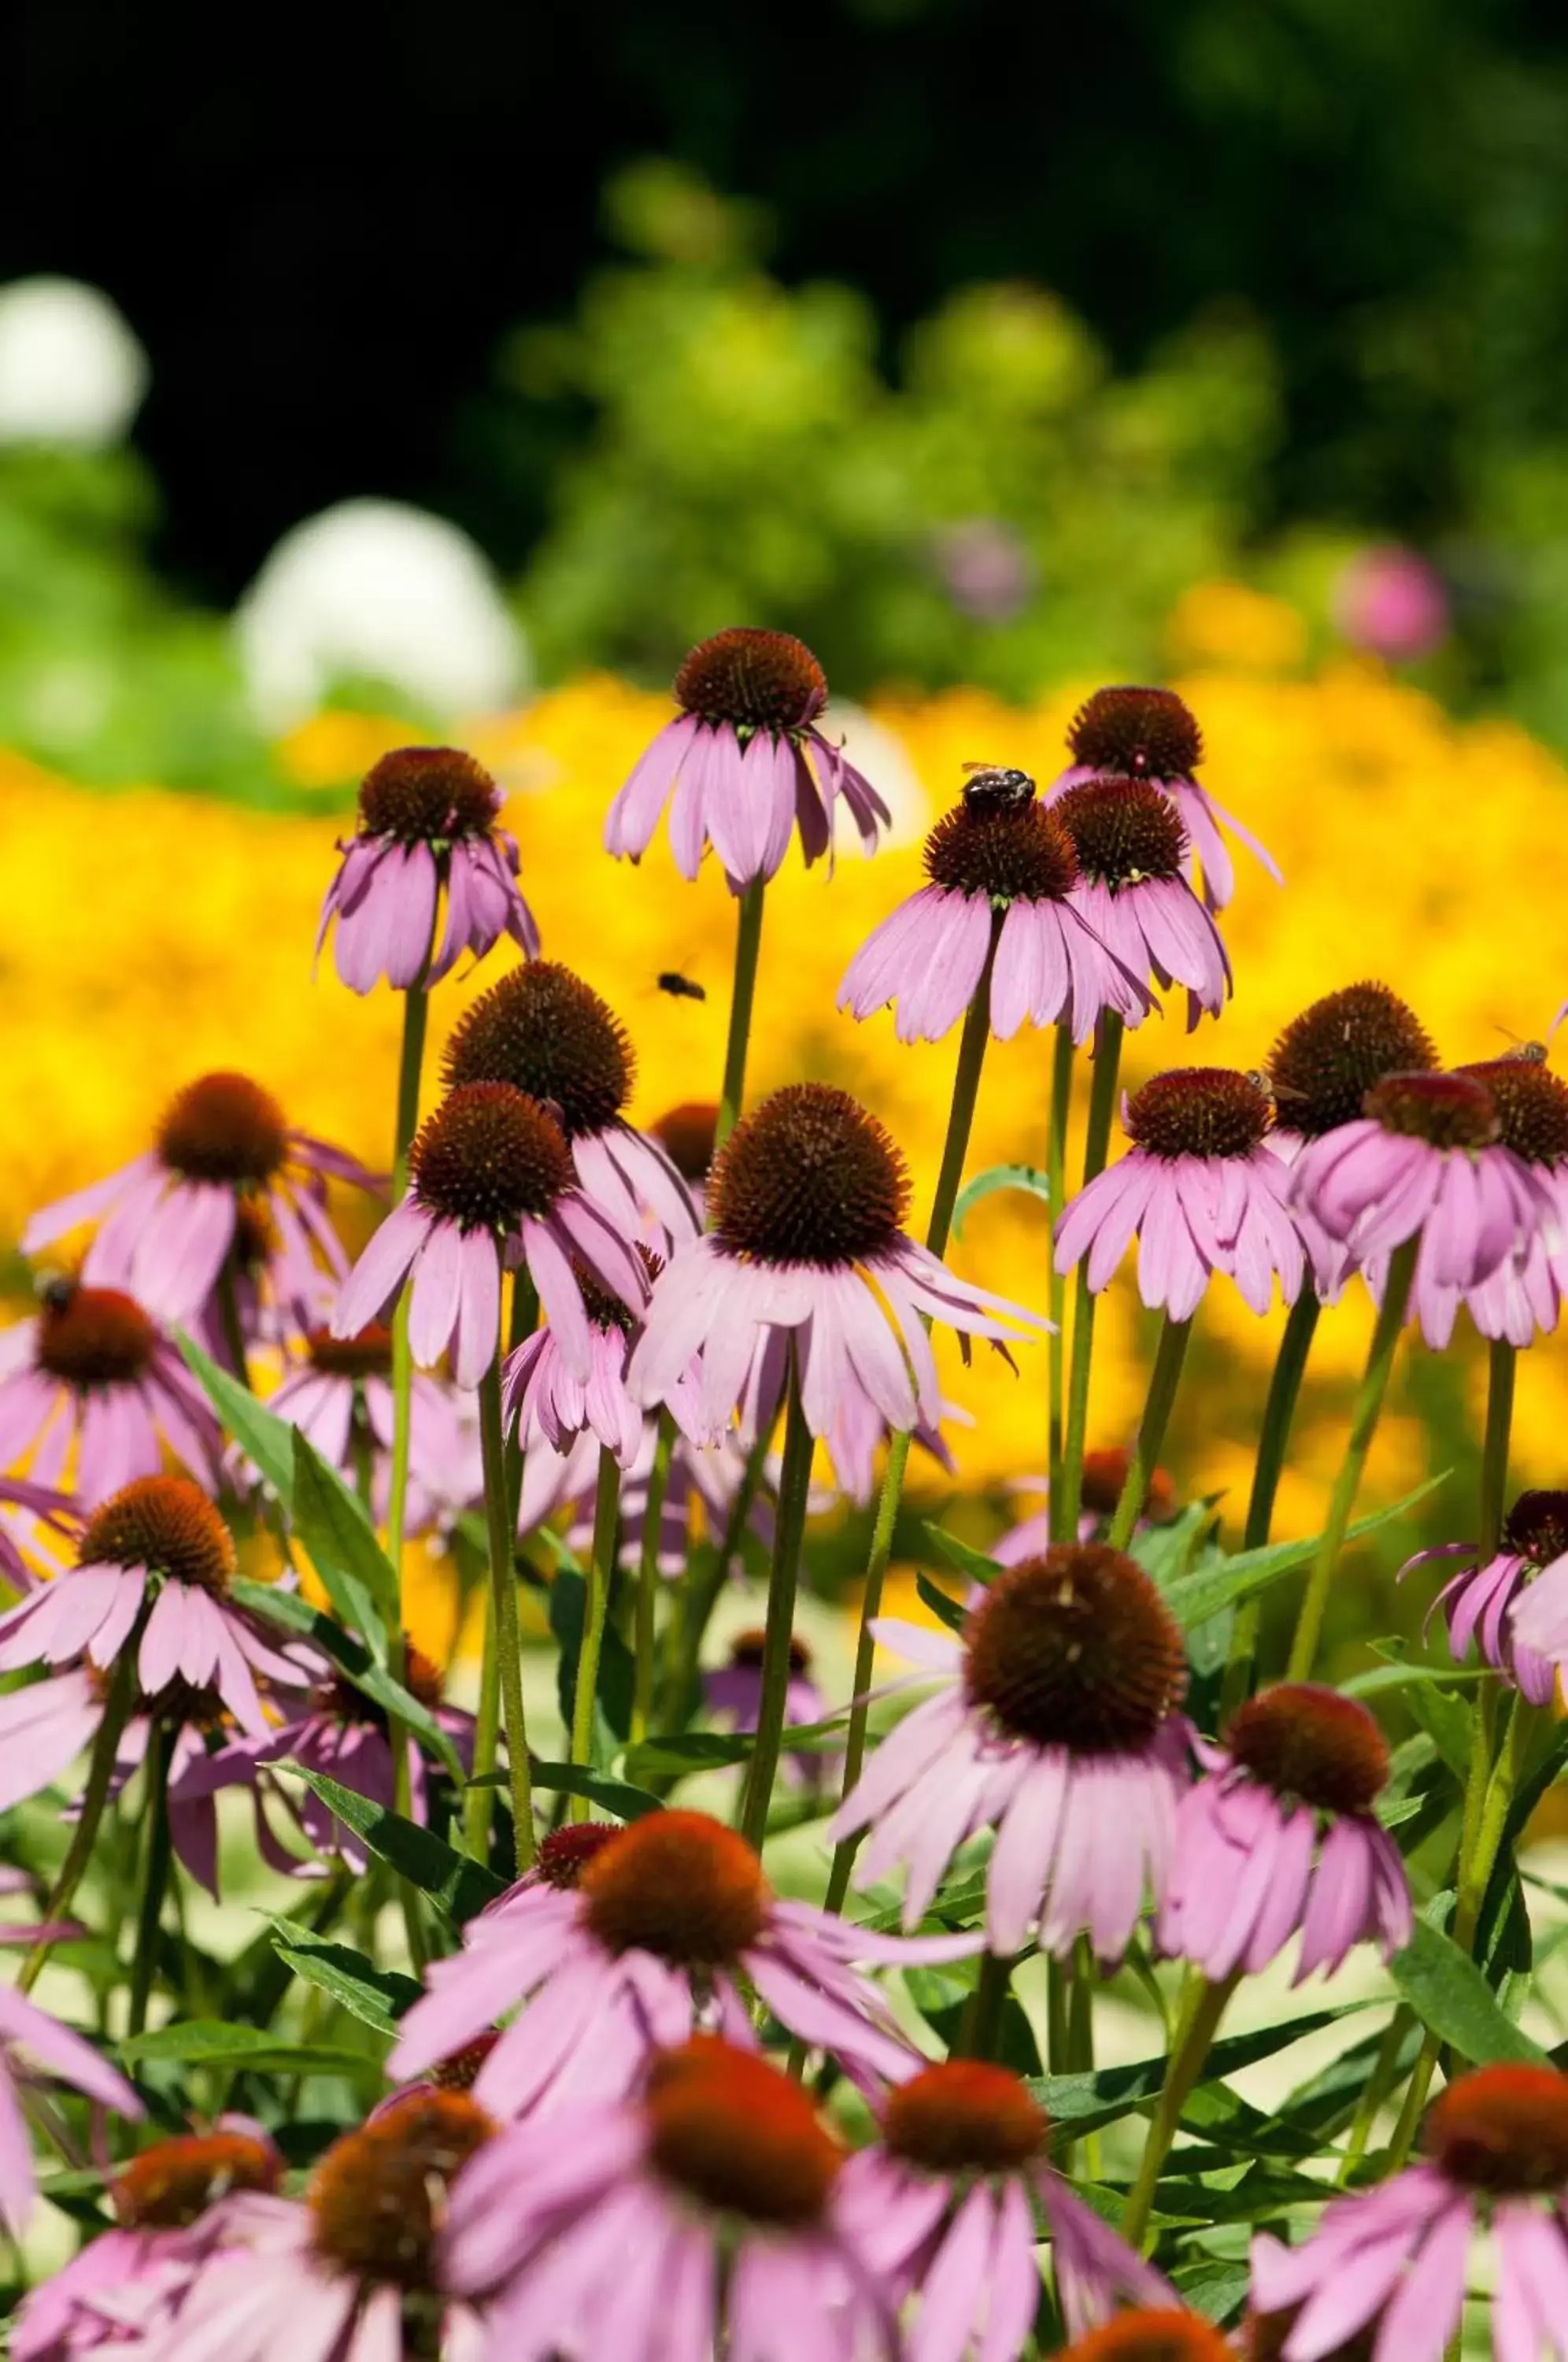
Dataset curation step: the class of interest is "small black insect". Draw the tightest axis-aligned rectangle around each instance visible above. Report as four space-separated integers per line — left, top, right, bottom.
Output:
656 972 707 1002
38 1275 76 1312
961 763 1037 815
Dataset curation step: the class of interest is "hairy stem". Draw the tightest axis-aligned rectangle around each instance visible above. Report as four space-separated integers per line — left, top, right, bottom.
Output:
1107 1312 1193 1553
1057 1013 1124 1540
1221 1289 1321 1718
570 1447 623 1820
738 1368 815 1850
715 877 766 1155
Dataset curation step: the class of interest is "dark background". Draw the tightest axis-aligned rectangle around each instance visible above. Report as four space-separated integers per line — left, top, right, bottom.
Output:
9 0 1568 605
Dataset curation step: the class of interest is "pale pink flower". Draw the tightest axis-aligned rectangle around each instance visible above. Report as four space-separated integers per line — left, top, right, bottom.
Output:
1402 1488 1568 1709
0 1283 218 1507
994 1450 1178 1560
605 628 889 888
0 1473 77 1589
317 744 539 993
1333 545 1449 663
238 1324 460 1536
0 1985 142 2236
1056 775 1231 1027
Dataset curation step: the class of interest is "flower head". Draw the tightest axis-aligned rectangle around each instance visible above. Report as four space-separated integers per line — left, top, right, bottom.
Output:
0 1986 142 2237
317 744 540 992
628 1083 1039 1445
1252 2062 1568 2358
334 1082 647 1388
444 961 697 1249
23 1072 379 1326
0 1281 220 1506
840 2058 1171 2348
838 768 1150 1043
442 2037 892 2362
244 1324 460 1535
1057 776 1231 1027
1046 684 1281 913
1159 1683 1411 1982
1060 2312 1236 2360
833 1545 1190 1959
1055 1068 1304 1318
1289 1068 1556 1293
1431 1487 1568 1704
605 627 889 888
391 1807 976 2117
996 1448 1178 1561
704 1628 833 1790
0 1476 312 1737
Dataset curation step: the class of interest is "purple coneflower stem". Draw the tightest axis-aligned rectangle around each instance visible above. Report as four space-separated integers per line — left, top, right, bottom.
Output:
1107 1313 1193 1553
19 1616 146 1996
822 943 1000 1912
1220 1290 1322 1719
738 1364 815 1850
1056 1013 1125 1541
1284 1233 1419 1683
715 878 766 1155
631 1412 676 1746
1121 1970 1240 2252
656 1428 772 1741
570 1448 623 1821
477 1352 537 1873
956 1949 1015 2060
386 977 431 1963
1046 1027 1074 1504
469 1277 539 1863
127 1720 173 2038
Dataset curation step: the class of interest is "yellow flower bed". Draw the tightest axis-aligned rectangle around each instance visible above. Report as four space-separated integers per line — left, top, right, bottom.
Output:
3 606 1566 1608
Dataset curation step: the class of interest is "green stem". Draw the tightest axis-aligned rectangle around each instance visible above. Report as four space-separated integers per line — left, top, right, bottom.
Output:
1068 1932 1096 2071
477 1357 536 1873
468 1276 538 1863
957 1950 1014 2060
384 979 429 1957
926 922 999 1261
1047 1957 1071 2075
1222 1290 1321 1718
20 1611 146 1994
1057 1013 1124 1540
715 878 766 1155
738 1368 815 1850
1285 1232 1418 1682
656 1428 771 1736
1339 2006 1416 2180
1479 1339 1516 1557
1122 1971 1238 2252
1108 1313 1193 1552
1456 1694 1534 1953
127 1720 173 2038
631 1412 676 1745
1046 1026 1074 1507
215 1262 252 1390
570 1448 622 1819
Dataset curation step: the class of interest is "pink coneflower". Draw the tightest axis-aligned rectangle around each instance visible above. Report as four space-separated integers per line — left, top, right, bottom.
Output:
704 1628 834 1789
23 1072 378 1327
838 2060 1171 2349
1418 1489 1568 1707
555 1420 771 1577
831 1545 1190 1960
0 1282 219 1506
995 1449 1178 1562
1248 2062 1568 2357
1290 1069 1555 1290
444 962 699 1251
0 1477 312 1738
317 744 540 993
442 2036 893 2361
0 1986 142 2235
334 1083 647 1390
838 767 1149 1045
1158 1683 1411 1982
243 1324 459 1533
1057 776 1231 1028
176 1642 472 1875
1263 982 1440 1301
1058 2311 1235 2360
1053 1069 1304 1320
392 1809 976 2116
134 2090 493 2362
0 1472 77 1587
648 1100 717 1226
13 2120 283 2362
1046 684 1280 914
1333 543 1449 664
627 1084 1039 1446
605 627 889 887
504 1257 696 1471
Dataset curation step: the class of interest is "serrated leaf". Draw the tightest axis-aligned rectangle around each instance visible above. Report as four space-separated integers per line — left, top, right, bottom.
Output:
1030 2001 1375 2141
176 1331 300 1500
265 1923 421 2034
1131 1501 1222 1590
1389 1916 1548 2065
915 1570 967 1635
921 1524 1000 1589
119 2019 376 2075
285 1766 505 1923
231 1579 463 1781
290 1428 395 1649
1163 1474 1449 1631
952 1162 1050 1241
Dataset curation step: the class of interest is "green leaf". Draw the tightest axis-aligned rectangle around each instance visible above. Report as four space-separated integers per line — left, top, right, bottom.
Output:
176 1331 299 1501
285 1765 505 1924
231 1579 464 1781
549 1567 634 1746
527 1760 664 1820
1389 1916 1548 2065
290 1428 396 1647
1030 2002 1376 2141
921 1523 1001 1589
915 1570 967 1635
264 1923 421 2034
1341 1660 1488 1699
1163 1474 1449 1631
952 1162 1050 1241
119 2019 377 2075
1131 1500 1222 1591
